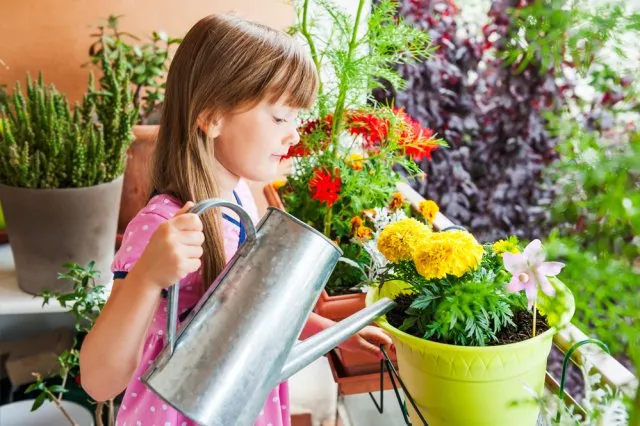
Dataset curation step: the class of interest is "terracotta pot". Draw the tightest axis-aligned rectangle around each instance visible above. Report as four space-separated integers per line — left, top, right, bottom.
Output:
263 183 366 321
335 346 398 376
117 125 159 247
0 176 123 294
313 290 366 321
326 349 395 396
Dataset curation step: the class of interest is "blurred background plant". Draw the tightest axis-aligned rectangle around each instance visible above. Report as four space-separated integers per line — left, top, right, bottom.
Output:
373 0 640 416
86 14 181 124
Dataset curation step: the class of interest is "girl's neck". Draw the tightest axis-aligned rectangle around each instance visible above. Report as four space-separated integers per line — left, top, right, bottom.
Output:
211 155 240 203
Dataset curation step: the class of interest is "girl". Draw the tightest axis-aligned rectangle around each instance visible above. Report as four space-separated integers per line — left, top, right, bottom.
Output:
79 13 392 426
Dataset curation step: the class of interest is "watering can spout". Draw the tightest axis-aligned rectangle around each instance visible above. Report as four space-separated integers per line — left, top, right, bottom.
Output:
141 199 395 426
279 297 396 382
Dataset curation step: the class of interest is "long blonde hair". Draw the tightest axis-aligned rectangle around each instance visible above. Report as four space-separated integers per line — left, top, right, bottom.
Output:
152 14 318 292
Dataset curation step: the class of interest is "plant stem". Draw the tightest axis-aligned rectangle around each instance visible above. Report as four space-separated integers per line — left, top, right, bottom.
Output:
108 399 115 426
96 402 104 426
632 386 640 426
330 0 366 157
323 206 333 238
58 369 68 401
43 388 78 426
532 299 537 337
301 0 324 114
319 0 365 239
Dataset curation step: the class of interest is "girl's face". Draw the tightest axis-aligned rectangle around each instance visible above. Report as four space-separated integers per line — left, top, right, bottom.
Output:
213 98 301 183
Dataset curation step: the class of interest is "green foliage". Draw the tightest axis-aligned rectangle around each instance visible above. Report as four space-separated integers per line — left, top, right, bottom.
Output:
543 123 639 366
502 0 640 75
0 41 137 188
30 261 109 415
291 0 433 118
87 14 181 123
281 1 440 293
387 244 528 347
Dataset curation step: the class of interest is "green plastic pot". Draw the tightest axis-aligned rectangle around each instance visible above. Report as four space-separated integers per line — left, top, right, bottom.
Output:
366 279 574 426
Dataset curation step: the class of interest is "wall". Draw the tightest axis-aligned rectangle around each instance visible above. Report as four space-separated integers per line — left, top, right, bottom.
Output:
0 0 295 104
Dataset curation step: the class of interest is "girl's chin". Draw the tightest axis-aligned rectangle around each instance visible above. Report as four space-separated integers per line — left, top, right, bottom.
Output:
239 166 278 183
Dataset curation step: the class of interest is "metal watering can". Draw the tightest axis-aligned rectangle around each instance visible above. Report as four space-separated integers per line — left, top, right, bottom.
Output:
141 199 396 426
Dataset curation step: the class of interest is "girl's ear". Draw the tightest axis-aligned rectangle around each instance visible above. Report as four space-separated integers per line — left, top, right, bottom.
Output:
197 112 223 139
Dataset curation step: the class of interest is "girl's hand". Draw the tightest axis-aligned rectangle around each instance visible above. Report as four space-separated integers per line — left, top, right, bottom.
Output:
133 201 205 290
338 325 394 359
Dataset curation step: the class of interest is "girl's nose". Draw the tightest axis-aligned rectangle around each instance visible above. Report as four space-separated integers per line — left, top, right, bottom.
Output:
285 128 300 146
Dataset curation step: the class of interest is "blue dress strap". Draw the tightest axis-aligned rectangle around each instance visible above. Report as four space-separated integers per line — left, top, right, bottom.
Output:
221 190 246 246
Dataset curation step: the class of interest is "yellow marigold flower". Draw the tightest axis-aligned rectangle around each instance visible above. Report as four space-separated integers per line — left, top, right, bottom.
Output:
492 239 520 255
418 200 439 224
356 226 373 240
272 180 287 190
412 230 484 280
389 192 404 211
377 218 431 263
412 238 454 280
345 153 365 170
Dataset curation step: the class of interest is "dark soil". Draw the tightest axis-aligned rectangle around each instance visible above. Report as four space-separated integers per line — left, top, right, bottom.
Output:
326 286 362 296
387 294 550 346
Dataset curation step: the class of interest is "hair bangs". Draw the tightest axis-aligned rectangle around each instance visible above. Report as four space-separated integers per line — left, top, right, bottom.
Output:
265 45 319 109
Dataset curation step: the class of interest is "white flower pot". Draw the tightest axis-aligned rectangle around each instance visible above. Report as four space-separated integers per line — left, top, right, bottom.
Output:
0 399 94 426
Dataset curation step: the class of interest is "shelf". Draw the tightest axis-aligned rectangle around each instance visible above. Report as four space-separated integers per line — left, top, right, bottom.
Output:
0 244 111 315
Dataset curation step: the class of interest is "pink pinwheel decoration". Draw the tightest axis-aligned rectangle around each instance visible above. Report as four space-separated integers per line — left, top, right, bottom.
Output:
502 239 564 309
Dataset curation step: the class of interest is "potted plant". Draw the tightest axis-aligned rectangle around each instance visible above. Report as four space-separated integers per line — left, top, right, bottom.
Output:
265 0 445 321
364 205 575 426
0 41 137 295
86 15 181 244
23 261 114 426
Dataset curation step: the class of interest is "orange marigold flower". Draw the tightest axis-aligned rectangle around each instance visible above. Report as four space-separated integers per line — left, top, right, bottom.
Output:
309 168 341 207
351 216 363 229
356 226 373 240
345 153 365 170
389 192 404 211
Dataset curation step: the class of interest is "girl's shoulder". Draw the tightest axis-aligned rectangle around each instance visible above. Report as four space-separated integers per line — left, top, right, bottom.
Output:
112 194 182 274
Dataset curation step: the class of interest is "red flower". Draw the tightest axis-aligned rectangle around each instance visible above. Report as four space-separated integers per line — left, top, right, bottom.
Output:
395 108 440 161
346 110 389 150
282 115 333 160
309 168 341 207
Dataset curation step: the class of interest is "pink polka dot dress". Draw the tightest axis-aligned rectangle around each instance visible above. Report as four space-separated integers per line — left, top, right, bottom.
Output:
111 180 290 426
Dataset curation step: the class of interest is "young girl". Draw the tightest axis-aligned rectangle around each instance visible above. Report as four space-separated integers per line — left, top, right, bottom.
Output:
79 13 392 426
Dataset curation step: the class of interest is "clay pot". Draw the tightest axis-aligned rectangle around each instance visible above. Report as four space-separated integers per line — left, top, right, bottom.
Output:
0 176 123 294
117 125 159 247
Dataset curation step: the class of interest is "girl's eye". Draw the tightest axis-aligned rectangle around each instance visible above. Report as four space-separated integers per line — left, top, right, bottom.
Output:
273 116 287 124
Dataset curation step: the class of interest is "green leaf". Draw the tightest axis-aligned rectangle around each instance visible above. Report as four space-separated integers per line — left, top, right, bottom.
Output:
47 385 67 394
32 393 47 411
25 382 41 394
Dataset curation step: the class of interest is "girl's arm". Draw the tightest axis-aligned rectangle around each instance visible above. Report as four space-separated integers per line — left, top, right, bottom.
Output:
80 202 204 402
79 270 161 401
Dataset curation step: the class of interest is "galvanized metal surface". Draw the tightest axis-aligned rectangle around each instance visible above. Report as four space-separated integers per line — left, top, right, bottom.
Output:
142 201 393 426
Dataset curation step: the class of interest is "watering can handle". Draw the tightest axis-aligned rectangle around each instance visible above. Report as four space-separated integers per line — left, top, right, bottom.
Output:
166 198 257 354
